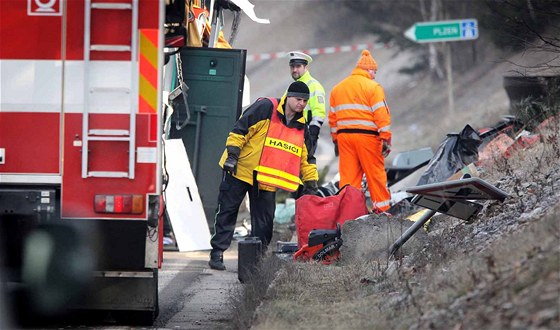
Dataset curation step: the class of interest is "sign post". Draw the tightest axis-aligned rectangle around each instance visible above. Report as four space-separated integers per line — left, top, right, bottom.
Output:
405 19 478 115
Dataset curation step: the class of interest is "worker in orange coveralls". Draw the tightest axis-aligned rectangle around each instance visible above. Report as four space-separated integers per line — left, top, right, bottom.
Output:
328 50 392 212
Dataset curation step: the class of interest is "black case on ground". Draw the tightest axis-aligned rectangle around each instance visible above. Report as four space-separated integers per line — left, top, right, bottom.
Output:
238 237 262 283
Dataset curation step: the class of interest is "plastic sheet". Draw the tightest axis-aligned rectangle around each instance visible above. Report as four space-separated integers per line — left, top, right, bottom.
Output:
417 124 482 186
274 198 296 224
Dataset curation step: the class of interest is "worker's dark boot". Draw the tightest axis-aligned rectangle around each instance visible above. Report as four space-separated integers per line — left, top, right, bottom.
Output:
208 250 226 271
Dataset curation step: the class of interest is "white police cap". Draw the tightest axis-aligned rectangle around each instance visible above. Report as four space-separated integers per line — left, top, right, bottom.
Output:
288 51 312 66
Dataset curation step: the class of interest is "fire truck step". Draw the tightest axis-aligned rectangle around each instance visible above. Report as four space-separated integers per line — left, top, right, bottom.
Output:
88 136 131 142
88 171 129 178
91 3 133 10
90 44 131 52
89 129 130 136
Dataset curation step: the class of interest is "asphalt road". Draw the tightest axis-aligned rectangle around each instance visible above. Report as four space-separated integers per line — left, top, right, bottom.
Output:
155 243 241 329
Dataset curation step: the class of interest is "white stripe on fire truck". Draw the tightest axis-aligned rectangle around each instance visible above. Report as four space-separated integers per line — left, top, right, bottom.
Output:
1 60 134 114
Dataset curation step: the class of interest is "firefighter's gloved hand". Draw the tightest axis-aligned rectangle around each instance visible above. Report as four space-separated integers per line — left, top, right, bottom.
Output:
223 157 237 175
223 146 241 175
309 125 320 142
334 141 339 157
382 139 391 157
302 180 318 195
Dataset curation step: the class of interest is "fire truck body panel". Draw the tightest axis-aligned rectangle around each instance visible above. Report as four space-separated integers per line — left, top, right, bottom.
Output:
1 0 163 219
1 0 165 322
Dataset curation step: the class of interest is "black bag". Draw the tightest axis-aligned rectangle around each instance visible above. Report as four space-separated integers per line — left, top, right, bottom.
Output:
417 124 482 186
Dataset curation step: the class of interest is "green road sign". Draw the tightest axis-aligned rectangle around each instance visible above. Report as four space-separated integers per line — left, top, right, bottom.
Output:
405 19 478 43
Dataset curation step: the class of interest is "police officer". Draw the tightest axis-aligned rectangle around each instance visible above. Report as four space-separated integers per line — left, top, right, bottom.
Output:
286 51 326 164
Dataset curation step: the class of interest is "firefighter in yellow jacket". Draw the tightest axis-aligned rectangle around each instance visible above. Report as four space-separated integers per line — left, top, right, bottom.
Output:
286 51 326 164
209 81 319 271
329 50 392 213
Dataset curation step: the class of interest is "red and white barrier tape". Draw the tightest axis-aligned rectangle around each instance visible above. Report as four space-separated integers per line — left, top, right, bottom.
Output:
246 42 392 62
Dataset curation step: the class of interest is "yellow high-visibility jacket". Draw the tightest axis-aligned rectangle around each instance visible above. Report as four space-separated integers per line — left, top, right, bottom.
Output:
283 71 326 128
298 71 326 128
219 97 318 192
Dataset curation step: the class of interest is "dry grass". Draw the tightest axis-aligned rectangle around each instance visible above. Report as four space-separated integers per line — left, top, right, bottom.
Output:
225 256 283 330
242 210 559 329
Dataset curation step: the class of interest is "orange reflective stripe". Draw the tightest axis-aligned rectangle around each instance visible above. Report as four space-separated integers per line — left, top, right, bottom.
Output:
139 29 158 114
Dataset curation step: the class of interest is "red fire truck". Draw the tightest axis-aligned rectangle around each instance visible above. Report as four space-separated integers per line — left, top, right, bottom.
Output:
1 0 166 324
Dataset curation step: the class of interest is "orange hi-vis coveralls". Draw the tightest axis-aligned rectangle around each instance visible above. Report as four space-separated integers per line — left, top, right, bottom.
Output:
329 68 392 212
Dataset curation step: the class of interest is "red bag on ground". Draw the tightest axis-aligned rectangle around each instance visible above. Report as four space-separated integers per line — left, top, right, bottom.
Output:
295 185 368 248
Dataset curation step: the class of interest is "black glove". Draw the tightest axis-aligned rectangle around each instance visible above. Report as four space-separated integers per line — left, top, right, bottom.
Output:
334 141 339 157
309 125 320 141
302 180 318 195
382 140 391 158
223 146 240 175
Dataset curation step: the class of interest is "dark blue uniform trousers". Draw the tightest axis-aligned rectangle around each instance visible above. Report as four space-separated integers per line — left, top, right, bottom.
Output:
210 173 276 253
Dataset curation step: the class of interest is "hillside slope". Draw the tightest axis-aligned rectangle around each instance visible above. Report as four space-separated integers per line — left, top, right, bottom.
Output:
221 2 559 329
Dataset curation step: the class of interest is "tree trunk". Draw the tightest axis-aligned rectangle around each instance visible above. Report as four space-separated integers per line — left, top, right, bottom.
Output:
428 0 444 80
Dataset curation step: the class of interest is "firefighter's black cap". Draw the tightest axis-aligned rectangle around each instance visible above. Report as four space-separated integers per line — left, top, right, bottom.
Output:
286 81 310 100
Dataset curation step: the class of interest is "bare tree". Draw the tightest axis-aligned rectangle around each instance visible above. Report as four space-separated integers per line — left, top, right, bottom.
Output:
421 0 445 79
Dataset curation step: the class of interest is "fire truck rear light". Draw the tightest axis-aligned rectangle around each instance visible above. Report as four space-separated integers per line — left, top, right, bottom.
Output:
132 195 143 214
114 195 123 213
121 195 132 213
94 195 143 214
106 195 114 212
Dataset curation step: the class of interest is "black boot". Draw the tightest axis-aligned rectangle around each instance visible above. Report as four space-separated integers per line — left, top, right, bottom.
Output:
208 250 226 271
